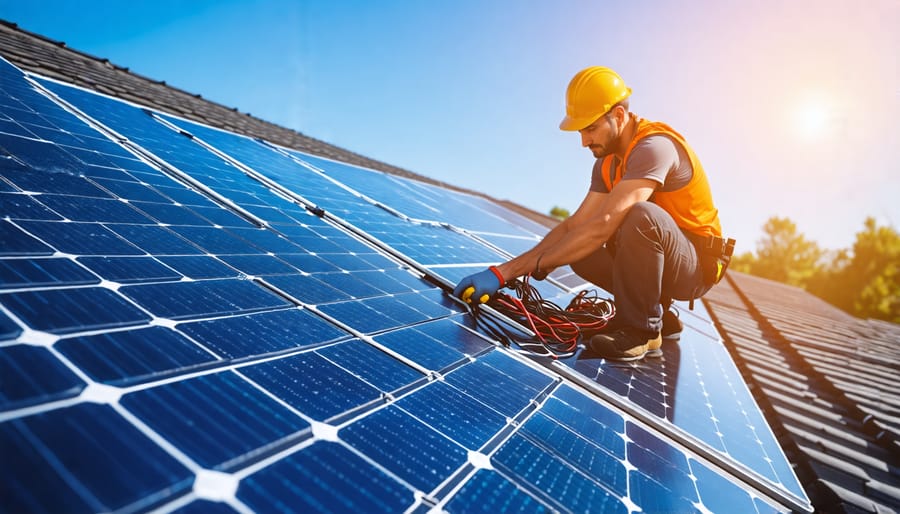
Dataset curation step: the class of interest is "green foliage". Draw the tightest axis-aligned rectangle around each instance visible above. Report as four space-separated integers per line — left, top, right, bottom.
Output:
549 206 570 220
748 217 824 288
744 216 900 323
808 217 900 322
729 251 756 274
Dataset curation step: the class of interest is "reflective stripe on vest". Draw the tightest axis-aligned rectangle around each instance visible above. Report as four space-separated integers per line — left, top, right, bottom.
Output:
599 116 722 238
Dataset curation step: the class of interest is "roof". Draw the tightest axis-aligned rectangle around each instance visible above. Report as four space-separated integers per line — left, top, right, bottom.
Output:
1 18 898 514
705 271 900 513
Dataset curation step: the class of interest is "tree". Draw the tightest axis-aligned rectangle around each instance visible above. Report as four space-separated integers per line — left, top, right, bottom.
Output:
549 206 570 220
728 251 756 274
809 218 900 322
749 217 824 288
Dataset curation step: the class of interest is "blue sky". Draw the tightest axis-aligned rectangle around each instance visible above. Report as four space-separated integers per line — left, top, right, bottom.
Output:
2 0 898 252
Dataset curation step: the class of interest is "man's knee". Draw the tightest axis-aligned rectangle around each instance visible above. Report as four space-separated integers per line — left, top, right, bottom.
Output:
621 201 668 230
570 249 614 290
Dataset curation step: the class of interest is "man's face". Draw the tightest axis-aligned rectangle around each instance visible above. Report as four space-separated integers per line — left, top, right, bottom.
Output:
578 111 619 159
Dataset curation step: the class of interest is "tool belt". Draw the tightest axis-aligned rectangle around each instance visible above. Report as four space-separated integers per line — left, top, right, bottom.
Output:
683 231 736 285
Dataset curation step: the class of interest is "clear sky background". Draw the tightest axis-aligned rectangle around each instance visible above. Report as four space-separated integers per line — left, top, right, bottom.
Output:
2 0 897 252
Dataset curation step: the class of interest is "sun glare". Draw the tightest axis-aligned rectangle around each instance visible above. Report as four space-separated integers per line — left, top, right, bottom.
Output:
792 94 833 142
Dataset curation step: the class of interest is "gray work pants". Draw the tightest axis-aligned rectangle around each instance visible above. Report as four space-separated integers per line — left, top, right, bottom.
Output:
570 202 710 334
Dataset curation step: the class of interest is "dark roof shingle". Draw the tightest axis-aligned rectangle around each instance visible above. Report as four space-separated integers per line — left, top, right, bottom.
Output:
704 272 900 514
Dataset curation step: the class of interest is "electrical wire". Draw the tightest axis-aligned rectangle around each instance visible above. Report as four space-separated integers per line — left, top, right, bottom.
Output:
470 275 615 359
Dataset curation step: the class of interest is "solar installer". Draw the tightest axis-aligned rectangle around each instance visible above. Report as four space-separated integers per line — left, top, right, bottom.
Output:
454 66 734 361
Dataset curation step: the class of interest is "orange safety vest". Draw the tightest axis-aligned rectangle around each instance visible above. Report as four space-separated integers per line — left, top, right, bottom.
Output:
598 116 722 238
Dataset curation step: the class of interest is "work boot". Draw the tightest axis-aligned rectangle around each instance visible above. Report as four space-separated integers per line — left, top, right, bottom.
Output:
587 327 663 362
662 307 683 342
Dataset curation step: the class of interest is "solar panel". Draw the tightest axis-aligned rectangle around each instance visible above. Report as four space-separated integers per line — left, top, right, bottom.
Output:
0 56 811 512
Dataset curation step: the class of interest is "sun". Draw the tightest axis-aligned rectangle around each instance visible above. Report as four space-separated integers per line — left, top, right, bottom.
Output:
792 94 834 142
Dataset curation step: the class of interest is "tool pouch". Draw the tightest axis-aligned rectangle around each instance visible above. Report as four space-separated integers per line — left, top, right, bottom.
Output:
684 232 736 286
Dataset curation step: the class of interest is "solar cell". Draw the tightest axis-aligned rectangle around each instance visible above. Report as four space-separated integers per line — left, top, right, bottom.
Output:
0 191 64 220
444 469 552 514
315 338 425 392
340 405 469 491
0 345 85 410
396 380 508 450
77 256 182 283
492 434 628 514
178 308 349 360
120 279 291 320
157 255 242 280
0 310 21 340
0 257 99 288
55 326 217 386
1 403 194 513
240 352 383 422
15 219 144 255
0 219 54 255
238 441 414 513
2 287 152 334
121 371 312 470
522 411 628 493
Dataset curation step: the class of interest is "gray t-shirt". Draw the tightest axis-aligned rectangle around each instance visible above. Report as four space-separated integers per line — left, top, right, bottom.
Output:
590 135 693 193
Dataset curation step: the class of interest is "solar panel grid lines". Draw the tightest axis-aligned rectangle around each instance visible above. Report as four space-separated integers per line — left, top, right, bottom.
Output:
149 112 335 225
30 81 294 236
558 352 808 510
149 110 513 293
285 148 550 241
0 56 814 513
13 88 259 236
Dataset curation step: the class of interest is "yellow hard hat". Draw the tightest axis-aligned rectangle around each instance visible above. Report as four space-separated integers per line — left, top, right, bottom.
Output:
559 66 632 131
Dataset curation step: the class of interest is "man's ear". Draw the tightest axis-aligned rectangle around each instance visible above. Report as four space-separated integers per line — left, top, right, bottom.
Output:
612 104 627 126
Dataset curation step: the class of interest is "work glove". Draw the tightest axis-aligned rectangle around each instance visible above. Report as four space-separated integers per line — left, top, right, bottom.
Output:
453 266 505 304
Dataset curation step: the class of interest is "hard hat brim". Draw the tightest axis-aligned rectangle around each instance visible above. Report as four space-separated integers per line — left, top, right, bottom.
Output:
559 113 600 132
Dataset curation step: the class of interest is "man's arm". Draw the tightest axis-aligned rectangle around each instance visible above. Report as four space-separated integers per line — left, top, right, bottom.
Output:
495 189 607 280
496 178 657 280
452 189 608 303
521 189 607 263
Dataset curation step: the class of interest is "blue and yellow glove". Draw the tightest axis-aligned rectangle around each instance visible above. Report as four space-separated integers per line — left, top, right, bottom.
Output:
453 266 505 304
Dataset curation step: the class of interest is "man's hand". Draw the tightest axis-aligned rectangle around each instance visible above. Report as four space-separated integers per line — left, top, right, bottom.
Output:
452 266 505 304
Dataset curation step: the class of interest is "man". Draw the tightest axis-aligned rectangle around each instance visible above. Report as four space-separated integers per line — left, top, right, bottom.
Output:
453 66 732 361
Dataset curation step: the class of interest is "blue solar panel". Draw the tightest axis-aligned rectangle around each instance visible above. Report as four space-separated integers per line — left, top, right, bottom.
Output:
0 58 810 513
240 352 383 422
1 403 194 513
340 405 469 491
2 287 152 334
56 326 216 386
569 303 807 502
177 308 348 360
315 338 425 392
445 469 552 513
0 345 85 410
77 256 182 283
121 371 312 470
120 279 291 320
0 257 98 288
0 219 54 255
238 441 413 513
